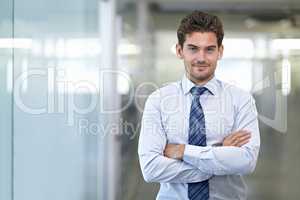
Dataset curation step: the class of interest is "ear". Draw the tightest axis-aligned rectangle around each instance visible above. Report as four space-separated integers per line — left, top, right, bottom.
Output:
218 44 224 60
176 44 183 59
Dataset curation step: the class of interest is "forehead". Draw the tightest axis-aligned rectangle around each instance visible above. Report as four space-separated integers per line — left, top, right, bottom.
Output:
184 32 218 47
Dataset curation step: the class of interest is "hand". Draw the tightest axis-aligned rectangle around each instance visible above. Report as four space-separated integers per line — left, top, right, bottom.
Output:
164 144 185 160
223 130 251 147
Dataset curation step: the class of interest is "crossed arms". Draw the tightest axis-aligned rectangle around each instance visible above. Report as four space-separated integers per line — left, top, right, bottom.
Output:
164 130 251 160
138 93 260 183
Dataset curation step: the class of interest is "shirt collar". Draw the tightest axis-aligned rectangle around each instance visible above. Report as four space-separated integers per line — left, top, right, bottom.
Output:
181 73 217 96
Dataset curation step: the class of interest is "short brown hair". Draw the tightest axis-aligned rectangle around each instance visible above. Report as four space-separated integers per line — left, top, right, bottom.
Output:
177 11 224 47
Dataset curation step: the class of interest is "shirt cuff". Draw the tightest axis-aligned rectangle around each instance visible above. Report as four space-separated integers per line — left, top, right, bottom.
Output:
183 145 213 162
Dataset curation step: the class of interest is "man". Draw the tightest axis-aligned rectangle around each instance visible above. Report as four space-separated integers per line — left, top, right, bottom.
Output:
138 11 260 200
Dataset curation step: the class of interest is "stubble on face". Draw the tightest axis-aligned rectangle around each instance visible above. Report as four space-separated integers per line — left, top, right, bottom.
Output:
177 32 223 86
185 59 215 85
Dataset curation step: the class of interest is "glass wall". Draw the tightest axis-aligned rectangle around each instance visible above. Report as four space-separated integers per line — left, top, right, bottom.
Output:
1 0 120 200
0 0 13 199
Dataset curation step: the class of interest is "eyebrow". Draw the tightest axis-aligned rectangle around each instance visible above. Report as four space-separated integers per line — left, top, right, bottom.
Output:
186 44 217 49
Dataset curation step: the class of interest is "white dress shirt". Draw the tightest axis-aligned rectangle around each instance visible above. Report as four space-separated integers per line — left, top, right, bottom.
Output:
138 74 260 200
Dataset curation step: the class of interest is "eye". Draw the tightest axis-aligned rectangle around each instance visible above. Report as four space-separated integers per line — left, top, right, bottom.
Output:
188 47 197 51
206 48 215 53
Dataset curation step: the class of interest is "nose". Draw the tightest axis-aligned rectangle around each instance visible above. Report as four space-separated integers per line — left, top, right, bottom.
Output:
195 59 206 65
195 50 206 64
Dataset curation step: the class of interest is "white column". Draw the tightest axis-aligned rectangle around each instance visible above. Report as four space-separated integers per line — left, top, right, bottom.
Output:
97 0 121 200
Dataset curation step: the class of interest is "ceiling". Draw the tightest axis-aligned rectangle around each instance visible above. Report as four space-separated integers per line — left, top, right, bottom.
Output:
122 0 300 14
120 0 300 32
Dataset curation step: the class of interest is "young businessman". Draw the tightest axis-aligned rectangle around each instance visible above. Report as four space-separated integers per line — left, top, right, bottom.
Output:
138 11 260 200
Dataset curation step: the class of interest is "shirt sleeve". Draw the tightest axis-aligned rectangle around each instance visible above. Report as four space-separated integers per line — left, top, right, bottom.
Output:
183 93 260 176
138 91 212 183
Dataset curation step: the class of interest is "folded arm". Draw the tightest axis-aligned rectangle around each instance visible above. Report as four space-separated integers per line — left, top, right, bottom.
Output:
138 91 212 183
165 94 260 176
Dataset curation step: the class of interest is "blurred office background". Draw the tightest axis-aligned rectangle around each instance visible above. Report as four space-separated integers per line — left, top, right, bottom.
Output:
1 0 300 199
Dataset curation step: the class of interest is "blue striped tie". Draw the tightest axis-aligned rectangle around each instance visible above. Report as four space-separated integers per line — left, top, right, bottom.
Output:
188 86 209 200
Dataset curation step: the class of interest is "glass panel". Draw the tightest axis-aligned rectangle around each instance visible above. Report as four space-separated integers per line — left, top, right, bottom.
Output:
12 0 108 199
0 0 13 199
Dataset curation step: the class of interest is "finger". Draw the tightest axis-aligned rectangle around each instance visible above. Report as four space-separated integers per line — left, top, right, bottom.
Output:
232 139 241 147
232 129 250 135
231 132 251 141
226 131 243 140
235 133 251 145
236 136 250 144
226 130 249 141
231 134 250 146
237 130 251 135
237 134 251 141
229 137 240 146
224 131 250 146
236 139 250 147
225 133 234 140
235 134 251 145
237 130 251 136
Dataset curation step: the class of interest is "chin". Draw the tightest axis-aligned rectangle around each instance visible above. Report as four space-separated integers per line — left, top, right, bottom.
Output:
193 72 209 79
192 73 212 82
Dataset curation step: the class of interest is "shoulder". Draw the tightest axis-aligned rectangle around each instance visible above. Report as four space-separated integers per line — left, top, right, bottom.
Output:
145 81 182 109
147 81 181 101
218 79 255 106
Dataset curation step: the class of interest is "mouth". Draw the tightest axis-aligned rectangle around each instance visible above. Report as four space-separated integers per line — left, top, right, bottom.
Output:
193 65 209 69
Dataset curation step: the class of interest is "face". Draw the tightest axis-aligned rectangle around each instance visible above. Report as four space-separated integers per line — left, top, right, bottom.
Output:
176 32 223 85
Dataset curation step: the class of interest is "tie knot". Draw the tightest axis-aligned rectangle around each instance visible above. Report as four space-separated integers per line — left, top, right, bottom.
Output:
190 86 207 97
